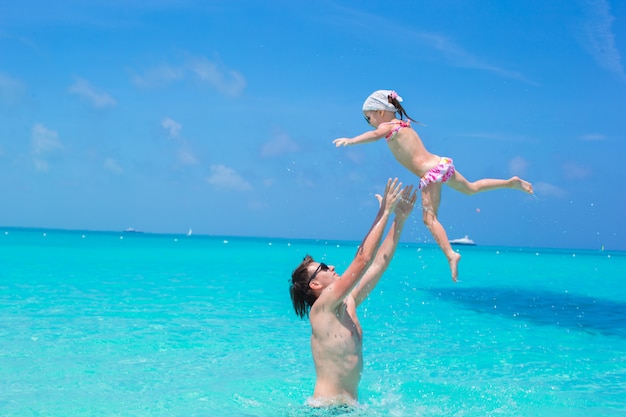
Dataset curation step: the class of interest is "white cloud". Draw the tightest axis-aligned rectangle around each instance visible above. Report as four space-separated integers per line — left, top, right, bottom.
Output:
562 162 592 180
187 56 246 97
33 159 50 172
344 150 367 165
32 124 62 155
130 64 185 87
0 72 21 90
68 78 116 108
130 55 246 97
415 32 536 84
580 133 607 141
176 149 198 166
206 164 252 191
103 158 124 174
534 182 568 198
102 158 124 175
328 5 536 85
248 200 269 210
581 0 625 80
160 118 197 165
0 72 24 102
162 117 182 139
261 130 300 157
31 123 62 172
459 132 531 143
508 156 529 176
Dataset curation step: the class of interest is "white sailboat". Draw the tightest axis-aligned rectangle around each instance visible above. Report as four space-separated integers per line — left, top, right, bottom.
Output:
450 235 476 246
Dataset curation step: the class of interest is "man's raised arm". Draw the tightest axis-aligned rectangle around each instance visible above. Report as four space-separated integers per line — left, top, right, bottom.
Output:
352 185 418 307
320 178 402 308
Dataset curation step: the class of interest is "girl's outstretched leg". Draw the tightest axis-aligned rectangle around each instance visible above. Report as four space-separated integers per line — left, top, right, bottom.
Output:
448 171 533 195
421 184 460 282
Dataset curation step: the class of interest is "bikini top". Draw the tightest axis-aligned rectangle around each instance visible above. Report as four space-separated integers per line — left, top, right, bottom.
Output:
383 120 411 141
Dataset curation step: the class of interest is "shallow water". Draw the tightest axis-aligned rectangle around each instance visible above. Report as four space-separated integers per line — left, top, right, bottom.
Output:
1 228 625 416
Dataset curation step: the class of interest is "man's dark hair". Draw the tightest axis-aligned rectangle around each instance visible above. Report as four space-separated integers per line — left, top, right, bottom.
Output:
290 254 318 318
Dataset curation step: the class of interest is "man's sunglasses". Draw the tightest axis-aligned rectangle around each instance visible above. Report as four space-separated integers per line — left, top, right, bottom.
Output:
309 262 329 283
364 115 371 124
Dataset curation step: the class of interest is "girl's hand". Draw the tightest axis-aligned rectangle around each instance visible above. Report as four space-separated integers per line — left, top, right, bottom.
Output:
333 138 351 147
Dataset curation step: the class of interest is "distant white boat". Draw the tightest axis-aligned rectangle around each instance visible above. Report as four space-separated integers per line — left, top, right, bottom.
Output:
187 228 193 237
123 227 143 233
450 235 476 246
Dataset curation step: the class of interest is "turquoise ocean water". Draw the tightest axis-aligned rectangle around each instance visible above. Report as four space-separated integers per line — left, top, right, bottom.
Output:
1 227 625 416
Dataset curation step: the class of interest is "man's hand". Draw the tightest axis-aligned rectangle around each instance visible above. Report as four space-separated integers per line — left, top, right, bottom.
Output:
395 185 418 220
376 178 402 215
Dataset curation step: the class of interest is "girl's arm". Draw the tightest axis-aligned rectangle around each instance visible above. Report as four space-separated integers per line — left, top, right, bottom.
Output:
333 124 392 147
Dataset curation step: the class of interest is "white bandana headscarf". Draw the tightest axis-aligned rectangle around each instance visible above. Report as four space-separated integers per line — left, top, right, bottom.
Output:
362 90 403 112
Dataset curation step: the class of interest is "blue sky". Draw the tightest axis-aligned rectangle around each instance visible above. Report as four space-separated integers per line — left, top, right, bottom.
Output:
1 0 625 250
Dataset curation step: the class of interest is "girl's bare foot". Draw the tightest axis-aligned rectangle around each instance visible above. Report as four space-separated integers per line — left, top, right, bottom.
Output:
510 176 533 194
448 251 461 282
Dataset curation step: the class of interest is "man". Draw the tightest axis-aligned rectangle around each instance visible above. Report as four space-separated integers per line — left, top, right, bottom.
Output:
290 178 417 405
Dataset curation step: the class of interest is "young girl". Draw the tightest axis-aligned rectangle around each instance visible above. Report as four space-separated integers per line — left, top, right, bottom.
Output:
333 90 533 281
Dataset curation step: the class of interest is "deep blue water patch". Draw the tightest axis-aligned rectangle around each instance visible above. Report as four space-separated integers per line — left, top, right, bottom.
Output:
426 286 626 337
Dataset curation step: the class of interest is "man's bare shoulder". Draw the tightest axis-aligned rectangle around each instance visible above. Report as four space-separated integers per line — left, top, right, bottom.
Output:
310 290 346 323
309 292 336 322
